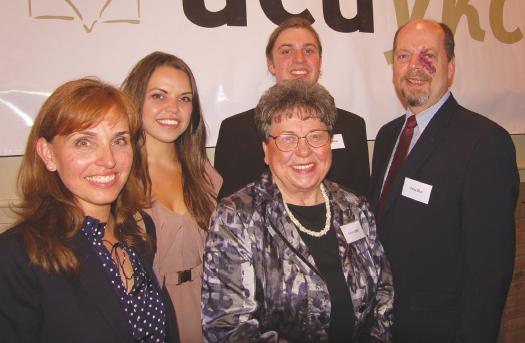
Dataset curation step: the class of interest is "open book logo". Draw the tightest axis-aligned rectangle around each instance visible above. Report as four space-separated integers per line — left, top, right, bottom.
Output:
28 0 141 33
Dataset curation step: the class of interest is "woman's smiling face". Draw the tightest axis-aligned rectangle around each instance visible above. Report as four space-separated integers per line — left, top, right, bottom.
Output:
37 110 133 219
263 112 332 200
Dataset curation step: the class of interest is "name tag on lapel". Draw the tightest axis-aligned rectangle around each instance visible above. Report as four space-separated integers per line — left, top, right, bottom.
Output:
402 177 433 204
341 221 365 243
331 134 345 149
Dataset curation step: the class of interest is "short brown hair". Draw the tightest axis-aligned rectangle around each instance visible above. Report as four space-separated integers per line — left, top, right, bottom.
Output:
255 79 336 141
15 78 150 273
265 17 322 60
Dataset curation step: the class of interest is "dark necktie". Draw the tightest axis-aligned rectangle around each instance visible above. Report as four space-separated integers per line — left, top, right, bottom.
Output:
379 115 417 213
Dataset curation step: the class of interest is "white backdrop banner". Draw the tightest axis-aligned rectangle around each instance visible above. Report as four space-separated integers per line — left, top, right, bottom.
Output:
1 0 524 155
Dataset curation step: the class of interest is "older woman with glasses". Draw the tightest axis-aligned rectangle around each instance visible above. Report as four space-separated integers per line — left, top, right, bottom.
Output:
201 80 393 343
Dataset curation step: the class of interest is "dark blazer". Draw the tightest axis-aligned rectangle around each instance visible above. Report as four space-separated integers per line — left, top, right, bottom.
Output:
214 107 370 198
369 95 519 343
0 214 179 343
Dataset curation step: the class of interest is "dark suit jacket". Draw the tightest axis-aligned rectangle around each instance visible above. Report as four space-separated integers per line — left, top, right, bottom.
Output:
215 107 370 198
0 215 179 343
369 95 519 343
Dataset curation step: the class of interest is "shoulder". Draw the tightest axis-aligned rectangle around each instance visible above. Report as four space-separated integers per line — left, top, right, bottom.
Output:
441 100 513 153
0 227 27 263
0 227 42 329
0 227 36 281
335 107 365 125
207 185 261 252
334 109 367 146
210 179 270 236
455 106 509 137
215 184 257 222
325 180 374 215
335 108 367 136
216 109 257 149
439 95 505 135
211 173 277 231
204 161 223 194
325 179 360 203
376 115 404 138
219 108 255 129
325 180 372 213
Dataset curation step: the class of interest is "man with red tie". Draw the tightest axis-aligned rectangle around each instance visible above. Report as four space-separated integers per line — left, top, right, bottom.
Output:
369 19 519 342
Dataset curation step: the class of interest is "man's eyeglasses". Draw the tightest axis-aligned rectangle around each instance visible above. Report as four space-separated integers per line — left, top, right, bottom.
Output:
269 130 331 152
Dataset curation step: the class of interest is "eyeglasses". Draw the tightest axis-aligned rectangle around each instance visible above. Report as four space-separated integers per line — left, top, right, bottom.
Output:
269 130 331 152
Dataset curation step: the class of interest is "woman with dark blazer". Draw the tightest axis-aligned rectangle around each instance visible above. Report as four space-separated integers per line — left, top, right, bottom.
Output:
0 78 179 343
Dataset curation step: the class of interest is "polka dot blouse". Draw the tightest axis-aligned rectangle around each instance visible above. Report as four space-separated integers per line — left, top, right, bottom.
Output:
81 217 167 343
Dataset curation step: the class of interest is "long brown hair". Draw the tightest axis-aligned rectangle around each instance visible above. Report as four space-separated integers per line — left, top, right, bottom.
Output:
14 78 151 274
122 51 215 229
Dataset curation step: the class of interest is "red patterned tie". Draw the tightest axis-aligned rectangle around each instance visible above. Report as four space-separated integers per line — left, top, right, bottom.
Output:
379 115 417 213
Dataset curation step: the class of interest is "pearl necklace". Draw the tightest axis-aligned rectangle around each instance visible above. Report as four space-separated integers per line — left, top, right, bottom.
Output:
283 184 332 238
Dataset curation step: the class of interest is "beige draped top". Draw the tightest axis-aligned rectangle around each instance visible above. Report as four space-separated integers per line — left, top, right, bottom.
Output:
145 162 222 342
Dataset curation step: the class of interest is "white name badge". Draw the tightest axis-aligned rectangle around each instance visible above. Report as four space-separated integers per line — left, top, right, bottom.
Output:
341 221 365 243
331 133 345 149
401 177 433 204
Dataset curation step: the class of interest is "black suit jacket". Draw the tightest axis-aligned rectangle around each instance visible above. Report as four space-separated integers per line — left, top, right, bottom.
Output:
0 215 179 343
369 95 519 343
215 107 370 198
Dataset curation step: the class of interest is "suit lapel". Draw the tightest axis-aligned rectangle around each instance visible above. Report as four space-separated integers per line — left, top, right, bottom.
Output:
370 116 405 211
380 96 457 218
379 118 405 184
72 234 135 342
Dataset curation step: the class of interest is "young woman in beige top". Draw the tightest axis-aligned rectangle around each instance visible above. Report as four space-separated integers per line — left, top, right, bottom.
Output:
122 52 222 342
